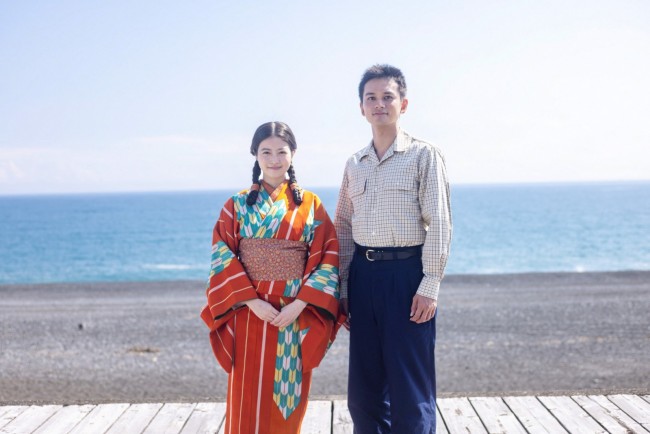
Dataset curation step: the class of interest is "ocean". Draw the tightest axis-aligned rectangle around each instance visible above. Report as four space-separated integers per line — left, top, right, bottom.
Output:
0 182 648 284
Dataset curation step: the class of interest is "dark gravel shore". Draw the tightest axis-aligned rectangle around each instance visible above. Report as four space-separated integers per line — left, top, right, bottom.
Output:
1 271 649 405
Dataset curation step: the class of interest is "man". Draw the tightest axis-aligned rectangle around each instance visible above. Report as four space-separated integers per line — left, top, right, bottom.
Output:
335 64 452 433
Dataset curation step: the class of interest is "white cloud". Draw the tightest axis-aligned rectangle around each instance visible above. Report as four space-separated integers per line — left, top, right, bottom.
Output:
0 135 253 194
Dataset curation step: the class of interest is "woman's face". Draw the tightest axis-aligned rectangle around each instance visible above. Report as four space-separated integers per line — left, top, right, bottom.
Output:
256 136 294 187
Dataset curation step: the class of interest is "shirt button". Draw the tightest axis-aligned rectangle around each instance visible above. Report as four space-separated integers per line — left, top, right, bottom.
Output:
371 232 375 236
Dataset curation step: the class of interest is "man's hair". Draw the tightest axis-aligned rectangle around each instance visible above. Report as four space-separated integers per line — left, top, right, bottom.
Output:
358 64 407 101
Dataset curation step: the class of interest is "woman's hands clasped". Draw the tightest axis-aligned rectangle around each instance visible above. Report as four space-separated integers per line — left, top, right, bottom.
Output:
244 299 279 323
244 298 307 329
271 299 307 329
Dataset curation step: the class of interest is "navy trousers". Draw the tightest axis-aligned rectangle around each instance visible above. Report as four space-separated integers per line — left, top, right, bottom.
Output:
348 247 437 434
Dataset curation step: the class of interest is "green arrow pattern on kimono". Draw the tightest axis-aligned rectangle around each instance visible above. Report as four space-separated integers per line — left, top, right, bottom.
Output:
273 320 303 419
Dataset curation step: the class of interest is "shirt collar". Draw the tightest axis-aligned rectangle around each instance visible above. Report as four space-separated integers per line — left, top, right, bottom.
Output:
394 129 410 152
359 129 409 161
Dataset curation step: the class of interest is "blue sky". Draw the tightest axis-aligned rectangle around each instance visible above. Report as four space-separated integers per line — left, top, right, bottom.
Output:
1 0 649 194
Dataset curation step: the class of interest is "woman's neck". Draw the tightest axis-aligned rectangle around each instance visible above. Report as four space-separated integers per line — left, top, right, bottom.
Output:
262 177 286 189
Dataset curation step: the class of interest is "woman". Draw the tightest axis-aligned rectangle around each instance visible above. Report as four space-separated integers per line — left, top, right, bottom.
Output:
201 121 344 434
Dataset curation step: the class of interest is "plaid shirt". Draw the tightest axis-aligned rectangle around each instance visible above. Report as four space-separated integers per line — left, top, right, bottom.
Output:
334 130 452 300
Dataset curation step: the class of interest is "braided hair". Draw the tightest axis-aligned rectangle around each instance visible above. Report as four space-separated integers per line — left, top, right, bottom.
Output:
287 164 303 205
245 161 263 206
246 121 303 206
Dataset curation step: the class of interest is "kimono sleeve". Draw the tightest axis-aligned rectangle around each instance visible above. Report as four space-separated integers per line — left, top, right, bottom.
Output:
295 194 346 371
200 197 257 331
296 194 340 319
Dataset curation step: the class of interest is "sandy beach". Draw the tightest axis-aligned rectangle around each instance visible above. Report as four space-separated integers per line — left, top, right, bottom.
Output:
1 271 648 405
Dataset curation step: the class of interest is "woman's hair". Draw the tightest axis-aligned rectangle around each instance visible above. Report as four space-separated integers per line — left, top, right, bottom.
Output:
246 121 303 206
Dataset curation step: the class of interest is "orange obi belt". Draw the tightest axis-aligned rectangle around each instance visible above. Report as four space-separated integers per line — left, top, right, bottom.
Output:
239 238 309 281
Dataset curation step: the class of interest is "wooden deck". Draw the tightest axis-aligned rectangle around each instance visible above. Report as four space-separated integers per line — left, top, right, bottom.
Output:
1 394 649 433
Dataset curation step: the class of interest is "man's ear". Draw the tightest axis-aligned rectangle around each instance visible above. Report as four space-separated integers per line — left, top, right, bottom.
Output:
360 101 365 116
400 98 409 114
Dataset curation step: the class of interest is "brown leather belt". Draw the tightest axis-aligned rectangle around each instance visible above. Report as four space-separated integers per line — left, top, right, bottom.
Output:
355 244 422 262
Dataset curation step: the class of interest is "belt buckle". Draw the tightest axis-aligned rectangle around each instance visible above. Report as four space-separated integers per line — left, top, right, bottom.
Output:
365 249 376 261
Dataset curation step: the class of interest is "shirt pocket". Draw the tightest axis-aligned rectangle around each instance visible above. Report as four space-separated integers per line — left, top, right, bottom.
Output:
383 175 416 192
348 176 367 212
382 175 420 218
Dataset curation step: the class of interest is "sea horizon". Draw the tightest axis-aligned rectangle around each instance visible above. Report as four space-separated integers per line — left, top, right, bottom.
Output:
1 180 648 285
1 178 649 198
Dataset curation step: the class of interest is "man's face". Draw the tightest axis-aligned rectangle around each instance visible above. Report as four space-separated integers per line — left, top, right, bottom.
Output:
360 78 408 127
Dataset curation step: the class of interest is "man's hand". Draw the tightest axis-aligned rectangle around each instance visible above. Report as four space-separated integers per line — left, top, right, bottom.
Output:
340 298 350 330
270 299 307 329
244 299 280 322
410 294 437 323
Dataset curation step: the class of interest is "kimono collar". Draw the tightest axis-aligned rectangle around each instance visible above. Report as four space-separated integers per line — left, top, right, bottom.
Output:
261 179 289 201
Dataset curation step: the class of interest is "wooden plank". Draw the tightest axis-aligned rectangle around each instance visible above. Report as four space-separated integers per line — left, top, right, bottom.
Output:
0 405 61 434
607 394 650 429
179 402 225 434
319 400 448 434
504 396 568 434
302 400 331 434
106 403 163 434
470 397 526 434
332 400 353 434
435 403 449 434
0 407 29 431
573 395 649 434
5 395 647 434
437 397 487 434
33 405 96 434
143 403 196 434
68 403 129 434
538 396 606 433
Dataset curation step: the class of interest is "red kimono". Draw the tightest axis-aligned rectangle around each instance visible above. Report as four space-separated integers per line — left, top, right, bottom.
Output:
201 182 343 434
